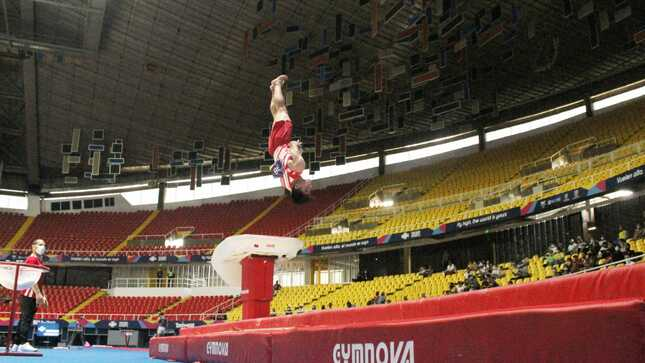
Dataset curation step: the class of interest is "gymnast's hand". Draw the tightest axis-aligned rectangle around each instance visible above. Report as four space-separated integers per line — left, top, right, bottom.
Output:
37 295 48 308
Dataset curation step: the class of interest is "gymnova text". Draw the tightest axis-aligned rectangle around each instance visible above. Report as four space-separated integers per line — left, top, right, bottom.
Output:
333 340 415 363
206 341 229 357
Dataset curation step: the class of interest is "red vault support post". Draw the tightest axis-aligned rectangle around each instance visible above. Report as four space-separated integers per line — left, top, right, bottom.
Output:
241 255 276 320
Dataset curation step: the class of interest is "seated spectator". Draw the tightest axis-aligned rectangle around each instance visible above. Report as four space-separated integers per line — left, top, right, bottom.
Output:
445 262 456 275
370 291 380 305
418 265 433 277
273 280 282 292
327 302 333 310
420 293 427 298
377 292 386 304
618 225 628 242
632 224 643 240
403 296 408 301
491 265 502 279
270 308 277 317
285 306 292 315
346 301 353 308
311 305 317 311
466 274 480 290
456 282 468 293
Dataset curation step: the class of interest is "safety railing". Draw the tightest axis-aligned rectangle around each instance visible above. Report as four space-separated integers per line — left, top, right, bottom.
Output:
572 253 645 275
287 179 370 237
305 151 644 243
307 140 644 230
8 246 216 257
199 295 242 320
132 232 224 241
107 277 210 289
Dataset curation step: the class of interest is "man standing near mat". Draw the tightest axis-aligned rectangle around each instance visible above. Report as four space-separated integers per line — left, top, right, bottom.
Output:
268 74 312 204
12 239 48 353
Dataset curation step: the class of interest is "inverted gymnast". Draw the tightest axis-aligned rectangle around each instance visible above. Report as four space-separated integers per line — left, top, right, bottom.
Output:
268 74 312 204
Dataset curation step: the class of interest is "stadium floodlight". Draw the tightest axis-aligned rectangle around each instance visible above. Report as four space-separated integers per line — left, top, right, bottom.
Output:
593 84 645 111
385 136 479 165
0 188 27 194
486 106 586 142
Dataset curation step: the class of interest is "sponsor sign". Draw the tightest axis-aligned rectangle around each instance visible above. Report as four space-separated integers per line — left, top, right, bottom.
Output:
446 209 521 233
206 341 229 357
333 340 414 363
36 321 60 337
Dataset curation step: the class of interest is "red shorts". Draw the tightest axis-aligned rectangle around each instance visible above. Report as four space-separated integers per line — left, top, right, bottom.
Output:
268 120 292 155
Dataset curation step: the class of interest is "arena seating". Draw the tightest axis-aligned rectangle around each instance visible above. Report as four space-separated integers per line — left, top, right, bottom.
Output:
119 243 216 256
302 99 645 247
227 240 644 321
140 198 277 237
0 212 27 248
162 295 236 321
243 182 359 236
628 238 645 253
0 285 99 320
14 211 150 254
160 264 645 363
226 284 343 321
77 295 178 320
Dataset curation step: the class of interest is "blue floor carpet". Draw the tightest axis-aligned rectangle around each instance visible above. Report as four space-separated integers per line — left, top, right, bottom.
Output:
2 347 167 363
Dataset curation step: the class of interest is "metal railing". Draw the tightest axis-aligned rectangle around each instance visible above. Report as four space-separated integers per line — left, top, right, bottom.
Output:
308 140 644 230
306 150 644 241
8 246 215 257
286 179 370 237
107 277 209 289
199 295 242 320
572 253 644 275
132 231 224 242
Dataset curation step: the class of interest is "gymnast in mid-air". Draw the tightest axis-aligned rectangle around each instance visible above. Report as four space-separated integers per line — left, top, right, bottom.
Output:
267 74 312 204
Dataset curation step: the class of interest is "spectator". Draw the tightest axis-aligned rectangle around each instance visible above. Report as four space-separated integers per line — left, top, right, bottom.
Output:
420 293 427 299
157 312 167 337
632 224 643 240
445 262 456 275
156 268 164 287
328 302 333 310
618 225 628 242
273 280 282 292
376 292 386 304
311 305 317 311
285 306 292 315
167 269 176 288
418 265 432 277
403 296 408 301
370 291 380 305
346 301 353 308
270 308 277 317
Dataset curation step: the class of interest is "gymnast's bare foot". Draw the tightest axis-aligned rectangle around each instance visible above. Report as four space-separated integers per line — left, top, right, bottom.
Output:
270 74 288 91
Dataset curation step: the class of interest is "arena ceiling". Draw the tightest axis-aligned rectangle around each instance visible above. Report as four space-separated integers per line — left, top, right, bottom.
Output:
0 0 644 189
